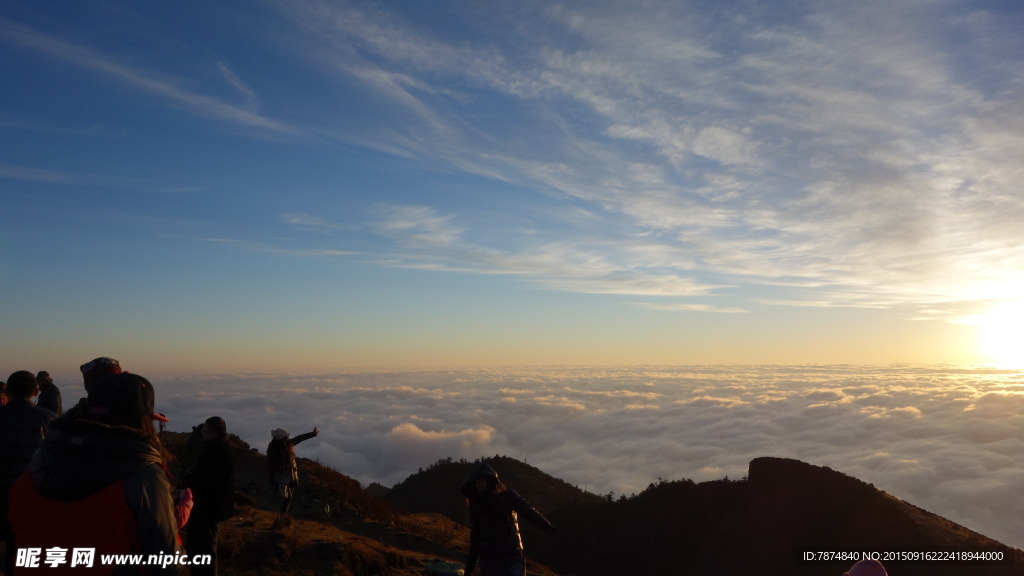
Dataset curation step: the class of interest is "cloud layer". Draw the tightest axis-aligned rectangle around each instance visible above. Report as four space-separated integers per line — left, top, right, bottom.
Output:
129 365 1024 548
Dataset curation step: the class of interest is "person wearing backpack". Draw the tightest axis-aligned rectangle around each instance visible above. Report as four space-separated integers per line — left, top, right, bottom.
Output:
266 426 318 528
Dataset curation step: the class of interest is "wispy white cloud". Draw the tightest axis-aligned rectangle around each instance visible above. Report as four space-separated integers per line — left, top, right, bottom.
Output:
10 3 1019 317
199 237 357 258
354 204 720 296
216 60 260 112
0 165 75 184
255 0 1024 316
373 205 464 248
0 164 200 194
0 16 299 136
280 213 338 232
632 302 749 314
0 116 127 137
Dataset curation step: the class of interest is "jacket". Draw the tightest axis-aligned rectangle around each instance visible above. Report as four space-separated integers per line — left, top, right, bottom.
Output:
266 431 316 486
181 436 235 524
36 381 63 416
8 418 184 576
461 463 554 572
0 399 58 493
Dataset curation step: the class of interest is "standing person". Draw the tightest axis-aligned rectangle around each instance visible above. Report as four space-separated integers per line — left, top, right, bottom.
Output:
80 356 124 390
181 422 206 470
266 426 318 528
64 356 124 419
0 371 58 576
35 370 63 416
180 416 235 576
460 463 556 576
9 372 185 576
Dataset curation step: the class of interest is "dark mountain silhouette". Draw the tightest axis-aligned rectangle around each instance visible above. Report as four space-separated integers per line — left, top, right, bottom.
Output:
161 430 1023 576
387 455 1024 576
385 455 606 523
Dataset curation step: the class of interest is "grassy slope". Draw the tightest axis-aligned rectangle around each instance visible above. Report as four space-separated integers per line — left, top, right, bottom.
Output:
163 431 561 576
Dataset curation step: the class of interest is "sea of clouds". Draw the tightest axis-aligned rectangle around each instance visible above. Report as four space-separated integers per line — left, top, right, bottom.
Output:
78 365 1023 548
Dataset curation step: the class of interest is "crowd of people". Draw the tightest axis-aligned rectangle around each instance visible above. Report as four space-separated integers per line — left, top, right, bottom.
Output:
0 358 320 576
0 359 887 576
0 358 566 576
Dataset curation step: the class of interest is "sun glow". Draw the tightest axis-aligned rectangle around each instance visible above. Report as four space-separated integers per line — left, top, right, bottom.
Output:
972 301 1024 368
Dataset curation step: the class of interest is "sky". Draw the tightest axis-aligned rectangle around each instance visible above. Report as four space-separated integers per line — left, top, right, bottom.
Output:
2 0 1024 371
3 0 1024 554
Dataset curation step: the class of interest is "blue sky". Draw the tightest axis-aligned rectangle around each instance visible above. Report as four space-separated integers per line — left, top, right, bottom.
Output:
2 0 1024 373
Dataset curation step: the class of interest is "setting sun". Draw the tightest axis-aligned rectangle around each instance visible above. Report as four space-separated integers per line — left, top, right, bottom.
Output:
971 301 1024 367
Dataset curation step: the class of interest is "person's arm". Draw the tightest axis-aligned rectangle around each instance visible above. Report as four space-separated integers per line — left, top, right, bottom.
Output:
172 488 193 530
504 490 556 533
122 465 186 576
289 427 319 447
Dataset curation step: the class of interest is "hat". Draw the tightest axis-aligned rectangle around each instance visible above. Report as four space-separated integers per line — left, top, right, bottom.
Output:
80 357 122 391
86 373 165 427
460 463 501 497
271 428 290 440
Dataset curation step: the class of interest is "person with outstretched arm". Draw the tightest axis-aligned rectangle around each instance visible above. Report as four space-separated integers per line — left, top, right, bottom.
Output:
460 463 556 576
266 426 318 528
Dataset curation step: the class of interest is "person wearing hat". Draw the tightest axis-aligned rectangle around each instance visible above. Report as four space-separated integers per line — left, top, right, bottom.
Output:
460 462 556 576
0 371 58 576
64 356 125 420
9 372 185 575
35 370 63 416
80 357 123 390
266 426 318 528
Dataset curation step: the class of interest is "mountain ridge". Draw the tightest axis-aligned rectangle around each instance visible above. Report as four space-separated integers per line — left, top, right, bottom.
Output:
163 432 1023 575
385 454 1024 576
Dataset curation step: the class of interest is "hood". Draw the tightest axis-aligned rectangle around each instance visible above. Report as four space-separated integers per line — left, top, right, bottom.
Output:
460 462 500 497
30 417 163 501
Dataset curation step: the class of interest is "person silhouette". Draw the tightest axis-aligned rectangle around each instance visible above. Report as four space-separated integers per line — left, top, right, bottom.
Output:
266 426 318 527
9 373 184 575
460 463 556 576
